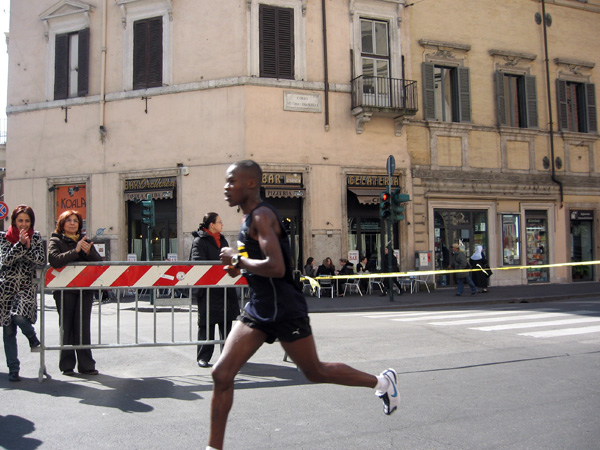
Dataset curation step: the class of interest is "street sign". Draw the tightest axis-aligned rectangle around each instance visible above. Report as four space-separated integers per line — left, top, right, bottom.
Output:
0 201 8 220
386 155 395 178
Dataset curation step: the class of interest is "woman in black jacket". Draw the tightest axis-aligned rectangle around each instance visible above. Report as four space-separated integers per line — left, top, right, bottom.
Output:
190 212 239 368
48 210 103 376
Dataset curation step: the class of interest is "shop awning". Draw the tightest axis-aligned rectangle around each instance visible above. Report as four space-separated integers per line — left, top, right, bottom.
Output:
265 188 305 198
348 188 382 205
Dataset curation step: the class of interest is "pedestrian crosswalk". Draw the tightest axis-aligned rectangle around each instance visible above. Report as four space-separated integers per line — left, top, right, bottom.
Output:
342 306 600 339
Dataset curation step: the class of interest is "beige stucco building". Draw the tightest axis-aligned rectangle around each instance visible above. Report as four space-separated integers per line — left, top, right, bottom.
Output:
4 0 599 286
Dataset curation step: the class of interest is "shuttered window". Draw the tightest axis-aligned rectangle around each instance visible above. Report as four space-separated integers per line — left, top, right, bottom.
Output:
556 80 597 134
495 72 538 128
259 5 294 79
133 17 163 90
54 28 89 100
422 63 471 123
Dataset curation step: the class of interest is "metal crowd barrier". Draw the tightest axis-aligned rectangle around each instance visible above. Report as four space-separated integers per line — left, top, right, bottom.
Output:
37 261 247 382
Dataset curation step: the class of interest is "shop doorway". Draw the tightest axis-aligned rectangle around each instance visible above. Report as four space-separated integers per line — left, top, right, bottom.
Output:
263 195 303 270
525 211 549 283
127 197 177 261
570 210 594 281
434 209 488 286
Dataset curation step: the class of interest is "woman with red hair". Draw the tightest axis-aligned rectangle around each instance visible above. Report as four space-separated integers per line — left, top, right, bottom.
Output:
48 210 102 376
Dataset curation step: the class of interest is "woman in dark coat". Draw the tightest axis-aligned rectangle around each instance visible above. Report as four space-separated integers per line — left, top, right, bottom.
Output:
191 212 239 368
470 245 491 293
48 210 103 375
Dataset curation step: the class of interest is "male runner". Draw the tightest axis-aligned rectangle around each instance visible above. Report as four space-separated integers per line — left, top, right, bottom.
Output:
207 160 399 450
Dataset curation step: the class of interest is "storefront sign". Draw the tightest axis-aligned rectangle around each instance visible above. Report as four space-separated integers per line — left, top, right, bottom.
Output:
55 185 87 231
570 210 593 220
262 172 302 186
125 177 176 202
347 175 400 187
265 189 304 198
262 172 304 198
125 177 176 191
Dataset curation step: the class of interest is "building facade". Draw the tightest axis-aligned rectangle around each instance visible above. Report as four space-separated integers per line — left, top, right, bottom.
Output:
403 0 600 285
4 0 599 285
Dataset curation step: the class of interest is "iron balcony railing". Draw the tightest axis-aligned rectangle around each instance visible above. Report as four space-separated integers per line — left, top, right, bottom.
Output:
351 75 418 114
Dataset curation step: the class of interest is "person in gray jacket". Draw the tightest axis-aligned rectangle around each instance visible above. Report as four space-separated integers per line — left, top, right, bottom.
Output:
450 243 477 296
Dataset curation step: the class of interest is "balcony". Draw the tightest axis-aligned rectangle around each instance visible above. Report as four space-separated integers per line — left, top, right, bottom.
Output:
351 76 418 135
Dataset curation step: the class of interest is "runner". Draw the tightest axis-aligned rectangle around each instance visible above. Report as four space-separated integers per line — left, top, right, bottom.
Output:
206 160 399 450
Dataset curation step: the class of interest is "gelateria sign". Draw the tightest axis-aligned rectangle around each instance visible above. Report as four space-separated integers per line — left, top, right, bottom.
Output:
124 177 176 201
347 174 400 205
262 172 304 198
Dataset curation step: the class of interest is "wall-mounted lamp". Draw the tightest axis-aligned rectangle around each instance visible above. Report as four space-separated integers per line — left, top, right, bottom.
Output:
177 163 189 176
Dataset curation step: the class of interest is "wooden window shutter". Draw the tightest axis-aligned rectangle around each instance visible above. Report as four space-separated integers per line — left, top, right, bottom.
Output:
556 79 569 131
524 75 538 129
422 62 436 121
54 33 69 100
260 5 294 79
584 83 597 133
133 17 163 90
77 28 90 97
457 67 471 123
147 17 163 87
495 71 507 126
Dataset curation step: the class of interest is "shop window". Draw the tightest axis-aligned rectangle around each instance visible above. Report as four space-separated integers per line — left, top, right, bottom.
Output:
501 214 521 265
422 63 471 123
54 29 89 100
495 72 538 128
556 80 597 133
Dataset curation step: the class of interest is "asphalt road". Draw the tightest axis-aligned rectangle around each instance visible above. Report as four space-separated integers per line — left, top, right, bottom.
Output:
1 297 599 449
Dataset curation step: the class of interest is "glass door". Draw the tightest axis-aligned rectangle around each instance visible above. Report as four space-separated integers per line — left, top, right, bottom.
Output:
525 211 549 283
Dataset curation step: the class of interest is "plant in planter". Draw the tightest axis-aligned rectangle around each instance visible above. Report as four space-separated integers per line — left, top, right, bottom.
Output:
572 265 590 279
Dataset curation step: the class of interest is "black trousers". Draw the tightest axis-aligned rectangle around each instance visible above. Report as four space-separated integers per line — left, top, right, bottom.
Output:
55 291 96 372
197 320 233 363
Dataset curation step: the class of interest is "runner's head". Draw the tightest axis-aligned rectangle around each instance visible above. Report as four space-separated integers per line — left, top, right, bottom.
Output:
224 160 263 208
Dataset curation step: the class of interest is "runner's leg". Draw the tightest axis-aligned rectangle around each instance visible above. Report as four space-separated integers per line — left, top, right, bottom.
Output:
208 320 266 450
281 335 377 387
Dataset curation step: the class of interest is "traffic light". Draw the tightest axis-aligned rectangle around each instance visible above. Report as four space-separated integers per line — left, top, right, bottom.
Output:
141 196 155 227
379 191 391 219
391 188 410 222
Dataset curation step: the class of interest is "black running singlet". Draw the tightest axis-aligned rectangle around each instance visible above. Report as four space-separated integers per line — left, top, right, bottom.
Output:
237 202 308 323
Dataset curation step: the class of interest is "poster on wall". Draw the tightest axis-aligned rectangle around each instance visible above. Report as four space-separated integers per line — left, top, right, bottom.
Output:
55 185 87 231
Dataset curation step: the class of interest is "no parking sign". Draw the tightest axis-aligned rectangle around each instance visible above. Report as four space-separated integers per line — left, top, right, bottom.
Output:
0 202 8 220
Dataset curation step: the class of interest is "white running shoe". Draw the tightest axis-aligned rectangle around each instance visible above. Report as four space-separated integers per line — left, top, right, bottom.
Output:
376 368 400 415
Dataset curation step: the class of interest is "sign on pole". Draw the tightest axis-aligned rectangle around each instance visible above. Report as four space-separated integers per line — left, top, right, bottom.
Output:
0 202 8 220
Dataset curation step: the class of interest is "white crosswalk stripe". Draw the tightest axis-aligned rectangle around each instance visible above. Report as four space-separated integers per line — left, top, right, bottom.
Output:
348 307 600 339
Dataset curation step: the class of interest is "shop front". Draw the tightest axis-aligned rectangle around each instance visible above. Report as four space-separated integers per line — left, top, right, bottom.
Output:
433 209 488 286
347 174 400 270
125 176 177 261
570 210 594 281
260 171 305 270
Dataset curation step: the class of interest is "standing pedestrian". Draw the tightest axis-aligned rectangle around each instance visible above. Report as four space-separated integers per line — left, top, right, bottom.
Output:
379 247 403 296
1 205 45 382
207 160 399 450
190 212 240 368
48 210 102 376
470 245 492 293
450 243 477 296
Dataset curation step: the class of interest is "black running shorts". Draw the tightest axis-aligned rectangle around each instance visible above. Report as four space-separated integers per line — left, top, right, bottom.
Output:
238 310 312 344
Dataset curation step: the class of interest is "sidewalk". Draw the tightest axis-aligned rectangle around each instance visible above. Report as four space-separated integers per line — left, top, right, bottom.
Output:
306 281 600 313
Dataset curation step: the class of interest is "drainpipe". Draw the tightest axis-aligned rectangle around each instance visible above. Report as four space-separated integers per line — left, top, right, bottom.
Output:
541 0 563 208
322 0 329 131
99 0 107 142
